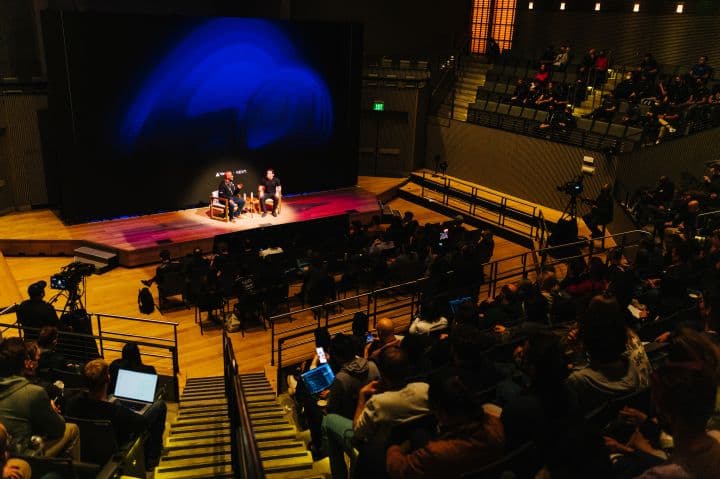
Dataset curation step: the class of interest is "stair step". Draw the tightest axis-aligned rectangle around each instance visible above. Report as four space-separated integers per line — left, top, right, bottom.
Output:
256 439 307 451
255 427 298 441
171 422 231 433
170 427 231 440
159 453 232 469
250 417 290 426
244 394 277 403
177 409 228 420
180 393 227 402
179 398 227 408
252 423 294 433
249 411 286 420
258 444 308 459
154 462 233 479
239 373 267 379
173 417 230 427
164 440 232 454
163 444 231 459
168 433 230 445
262 451 314 473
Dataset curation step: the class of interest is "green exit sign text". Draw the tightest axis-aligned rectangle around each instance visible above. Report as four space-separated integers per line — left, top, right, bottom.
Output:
373 100 384 111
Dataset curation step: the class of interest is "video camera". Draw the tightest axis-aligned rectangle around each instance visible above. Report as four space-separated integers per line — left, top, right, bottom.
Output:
50 262 95 291
557 176 584 196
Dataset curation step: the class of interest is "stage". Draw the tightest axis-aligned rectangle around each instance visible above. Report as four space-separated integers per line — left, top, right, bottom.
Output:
0 180 400 267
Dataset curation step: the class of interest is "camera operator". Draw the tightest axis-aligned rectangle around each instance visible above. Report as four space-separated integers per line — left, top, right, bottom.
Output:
15 281 59 341
582 184 614 238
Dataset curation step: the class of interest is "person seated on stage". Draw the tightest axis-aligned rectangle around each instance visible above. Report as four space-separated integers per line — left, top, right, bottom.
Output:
108 343 157 395
218 170 245 222
582 184 614 238
16 281 59 342
0 338 80 460
65 359 166 471
141 249 181 287
258 168 281 217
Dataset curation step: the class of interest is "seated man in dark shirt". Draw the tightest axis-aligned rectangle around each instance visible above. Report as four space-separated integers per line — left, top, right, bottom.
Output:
258 168 281 217
65 359 166 471
16 281 59 341
37 326 68 372
589 93 617 121
217 170 245 221
141 249 182 287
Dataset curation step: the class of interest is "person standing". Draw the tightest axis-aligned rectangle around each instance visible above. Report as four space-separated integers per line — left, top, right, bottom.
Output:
218 171 245 221
259 168 281 217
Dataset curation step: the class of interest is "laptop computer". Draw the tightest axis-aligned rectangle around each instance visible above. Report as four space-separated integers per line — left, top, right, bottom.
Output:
300 363 335 396
110 369 158 415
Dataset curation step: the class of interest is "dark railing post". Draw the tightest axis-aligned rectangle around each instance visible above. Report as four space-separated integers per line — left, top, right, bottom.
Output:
96 314 104 357
277 339 284 393
270 321 275 366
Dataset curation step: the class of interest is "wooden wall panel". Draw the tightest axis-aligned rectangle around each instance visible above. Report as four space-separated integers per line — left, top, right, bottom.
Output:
426 120 616 211
615 127 720 201
512 11 720 67
0 93 49 209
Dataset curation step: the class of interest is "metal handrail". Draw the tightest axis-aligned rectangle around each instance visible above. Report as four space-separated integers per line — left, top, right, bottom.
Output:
270 229 652 382
695 209 720 230
224 330 265 479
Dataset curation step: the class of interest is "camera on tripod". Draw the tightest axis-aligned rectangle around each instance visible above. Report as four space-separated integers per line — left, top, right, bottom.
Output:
556 176 584 197
50 262 95 291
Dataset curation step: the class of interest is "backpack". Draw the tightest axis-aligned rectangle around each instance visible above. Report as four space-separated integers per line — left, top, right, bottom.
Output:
138 287 155 314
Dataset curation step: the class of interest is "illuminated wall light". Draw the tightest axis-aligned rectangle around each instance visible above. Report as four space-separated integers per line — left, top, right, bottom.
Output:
594 2 601 11
633 3 640 12
676 3 684 13
559 2 566 10
528 1 534 10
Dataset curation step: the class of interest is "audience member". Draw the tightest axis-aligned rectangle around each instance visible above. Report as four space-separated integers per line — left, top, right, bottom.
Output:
566 308 644 415
689 55 712 84
386 374 504 479
65 359 166 470
409 300 448 335
0 338 79 459
36 326 67 372
365 318 401 360
141 249 181 287
322 347 429 479
15 281 59 341
108 342 157 394
0 422 31 479
326 333 380 421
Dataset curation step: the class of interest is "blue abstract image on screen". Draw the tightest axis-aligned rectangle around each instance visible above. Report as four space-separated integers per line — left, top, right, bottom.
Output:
121 18 334 151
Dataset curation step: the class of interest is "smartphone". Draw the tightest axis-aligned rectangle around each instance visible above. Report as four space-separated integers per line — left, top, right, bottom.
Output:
316 347 327 364
365 332 374 344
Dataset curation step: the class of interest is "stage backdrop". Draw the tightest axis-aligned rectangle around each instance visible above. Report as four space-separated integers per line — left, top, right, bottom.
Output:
42 12 362 224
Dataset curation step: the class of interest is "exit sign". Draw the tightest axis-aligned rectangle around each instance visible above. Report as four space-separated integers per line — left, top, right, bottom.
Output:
373 100 384 111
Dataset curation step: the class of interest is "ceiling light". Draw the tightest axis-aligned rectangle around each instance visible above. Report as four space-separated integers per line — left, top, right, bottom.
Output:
560 2 566 10
676 3 684 13
594 2 601 11
633 3 640 12
528 1 534 9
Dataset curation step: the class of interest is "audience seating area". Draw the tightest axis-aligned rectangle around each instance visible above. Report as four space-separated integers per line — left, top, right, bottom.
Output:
466 53 720 151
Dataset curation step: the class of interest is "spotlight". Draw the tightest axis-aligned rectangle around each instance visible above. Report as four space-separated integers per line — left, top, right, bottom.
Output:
633 3 640 12
594 2 601 11
560 2 566 10
676 3 683 13
528 1 534 9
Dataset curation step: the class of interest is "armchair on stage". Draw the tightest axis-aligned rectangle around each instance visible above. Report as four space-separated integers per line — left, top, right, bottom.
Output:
249 189 282 216
209 190 230 222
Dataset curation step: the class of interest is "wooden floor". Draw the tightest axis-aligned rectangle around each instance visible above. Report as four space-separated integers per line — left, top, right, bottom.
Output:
0 177 530 389
0 187 382 267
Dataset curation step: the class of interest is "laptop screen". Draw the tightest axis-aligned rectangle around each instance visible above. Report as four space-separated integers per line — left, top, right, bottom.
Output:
114 369 158 403
300 363 335 395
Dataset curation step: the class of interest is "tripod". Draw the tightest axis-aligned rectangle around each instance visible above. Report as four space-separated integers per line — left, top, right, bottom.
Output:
47 276 87 318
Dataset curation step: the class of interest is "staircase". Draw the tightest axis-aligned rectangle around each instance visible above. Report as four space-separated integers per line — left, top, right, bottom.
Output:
240 373 325 479
155 376 233 479
452 57 492 122
575 70 623 117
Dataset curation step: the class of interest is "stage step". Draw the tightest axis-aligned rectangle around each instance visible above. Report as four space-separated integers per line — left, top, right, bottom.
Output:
73 246 118 274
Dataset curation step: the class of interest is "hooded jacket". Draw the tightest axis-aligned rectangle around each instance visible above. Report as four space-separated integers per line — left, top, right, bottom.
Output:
327 358 380 420
0 375 66 453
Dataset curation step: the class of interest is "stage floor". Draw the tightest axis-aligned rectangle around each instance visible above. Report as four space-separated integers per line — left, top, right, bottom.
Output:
0 183 392 267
